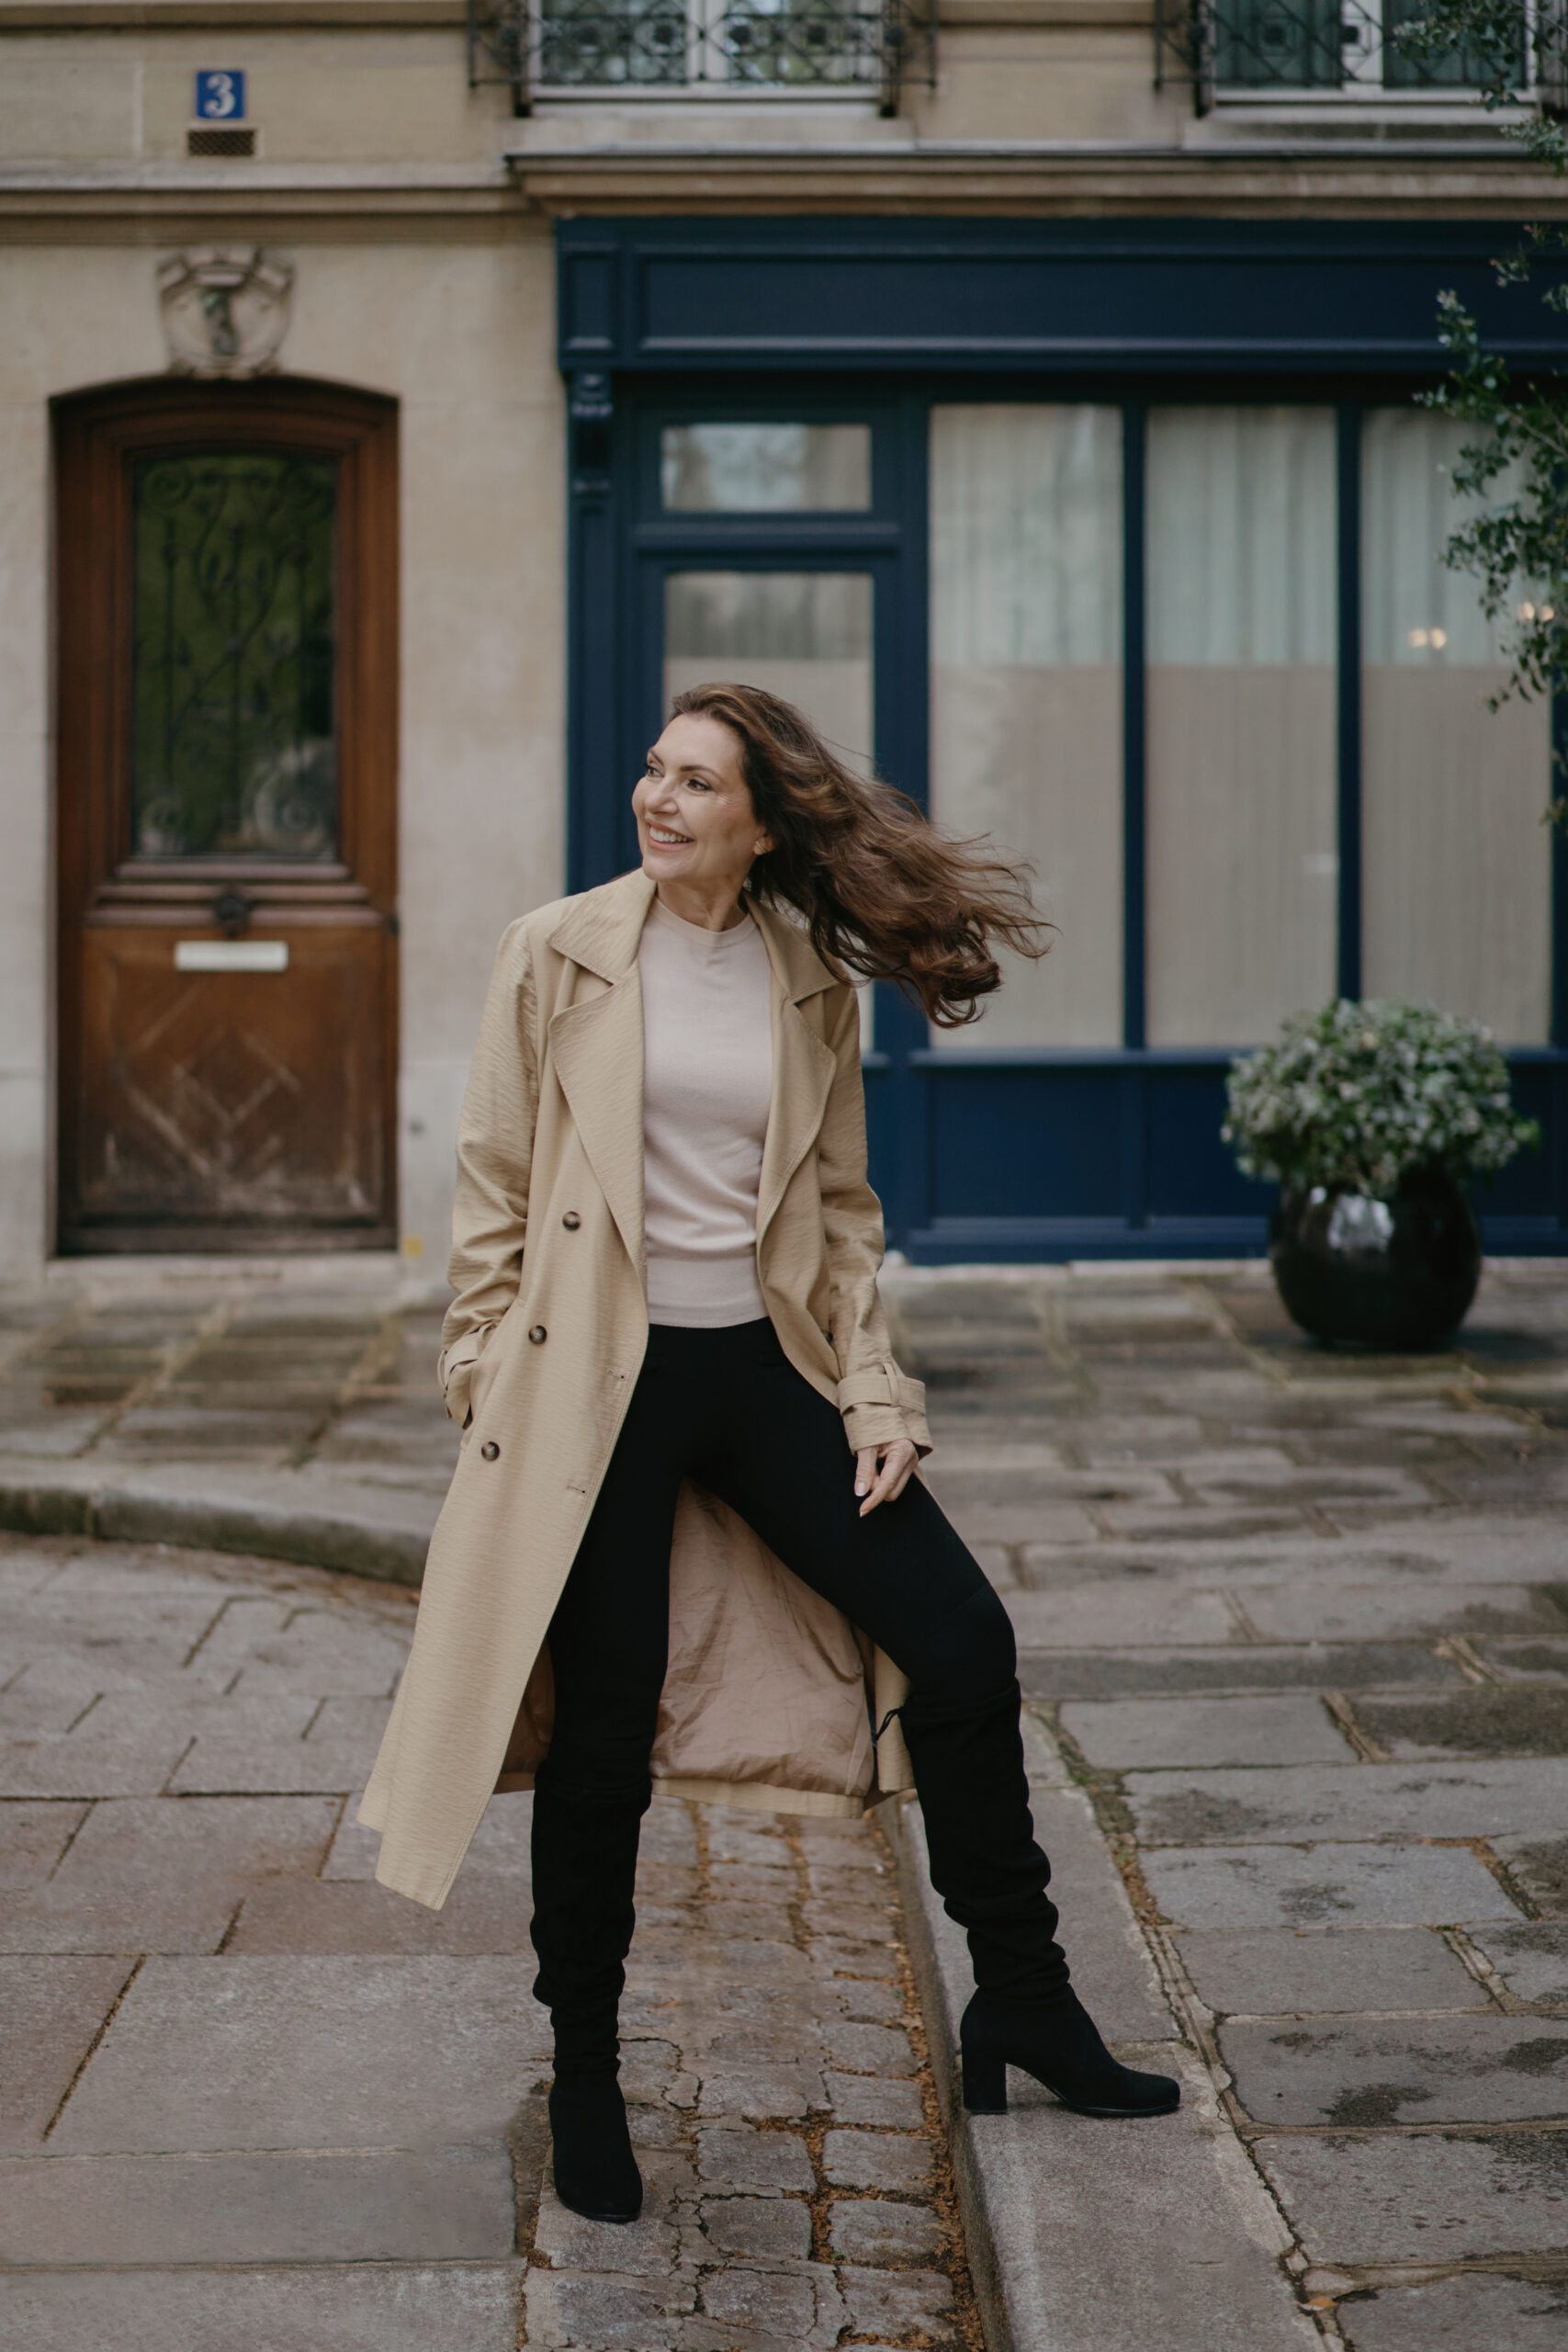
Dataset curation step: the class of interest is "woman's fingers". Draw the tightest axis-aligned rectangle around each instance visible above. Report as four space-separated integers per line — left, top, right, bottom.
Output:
857 1439 919 1517
884 1441 918 1500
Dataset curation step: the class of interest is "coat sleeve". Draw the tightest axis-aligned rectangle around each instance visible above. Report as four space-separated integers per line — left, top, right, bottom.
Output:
816 979 931 1460
436 920 540 1426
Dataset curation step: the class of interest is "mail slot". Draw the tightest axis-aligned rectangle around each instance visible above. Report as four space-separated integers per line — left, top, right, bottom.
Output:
175 940 290 973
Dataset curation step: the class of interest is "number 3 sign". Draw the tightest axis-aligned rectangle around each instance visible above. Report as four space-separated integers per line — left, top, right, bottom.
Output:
194 70 246 119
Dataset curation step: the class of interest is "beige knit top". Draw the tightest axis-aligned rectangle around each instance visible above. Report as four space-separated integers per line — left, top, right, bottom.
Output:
638 894 774 1329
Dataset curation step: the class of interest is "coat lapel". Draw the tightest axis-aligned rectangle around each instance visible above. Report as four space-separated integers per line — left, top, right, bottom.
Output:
544 876 841 1274
550 980 647 1275
548 872 656 1275
753 903 840 1250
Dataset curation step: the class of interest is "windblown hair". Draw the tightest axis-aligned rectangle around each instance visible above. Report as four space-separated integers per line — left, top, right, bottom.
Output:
670 682 1048 1028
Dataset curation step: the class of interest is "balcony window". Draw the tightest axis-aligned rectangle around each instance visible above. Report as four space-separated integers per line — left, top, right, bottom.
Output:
469 0 928 105
1157 0 1533 103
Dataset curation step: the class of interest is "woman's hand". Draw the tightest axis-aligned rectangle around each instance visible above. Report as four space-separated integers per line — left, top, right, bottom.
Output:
854 1439 919 1517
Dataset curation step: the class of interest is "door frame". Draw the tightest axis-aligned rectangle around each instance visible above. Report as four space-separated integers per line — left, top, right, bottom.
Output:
52 375 400 1253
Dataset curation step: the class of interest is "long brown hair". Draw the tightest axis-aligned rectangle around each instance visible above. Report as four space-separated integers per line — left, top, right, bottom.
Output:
670 682 1048 1028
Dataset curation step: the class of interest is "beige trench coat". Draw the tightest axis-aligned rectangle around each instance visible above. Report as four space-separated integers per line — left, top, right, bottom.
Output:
359 869 931 1909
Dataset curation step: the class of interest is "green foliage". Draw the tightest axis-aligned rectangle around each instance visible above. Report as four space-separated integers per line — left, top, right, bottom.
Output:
1393 0 1568 827
1393 0 1566 163
1224 1000 1540 1197
1421 276 1568 727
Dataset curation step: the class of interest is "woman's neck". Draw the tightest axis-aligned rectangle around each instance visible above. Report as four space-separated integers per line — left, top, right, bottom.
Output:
654 881 750 933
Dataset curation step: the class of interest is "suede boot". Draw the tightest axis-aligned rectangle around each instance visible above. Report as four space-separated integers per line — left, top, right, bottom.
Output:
900 1682 1179 2120
530 1761 649 2222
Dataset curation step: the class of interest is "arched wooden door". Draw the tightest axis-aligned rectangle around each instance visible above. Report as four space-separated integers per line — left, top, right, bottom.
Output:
54 379 399 1253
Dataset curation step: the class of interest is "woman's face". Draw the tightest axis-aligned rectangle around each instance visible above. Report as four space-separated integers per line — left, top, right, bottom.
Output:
633 711 773 919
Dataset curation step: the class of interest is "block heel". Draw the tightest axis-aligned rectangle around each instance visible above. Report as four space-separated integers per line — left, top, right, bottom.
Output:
961 2041 1009 2114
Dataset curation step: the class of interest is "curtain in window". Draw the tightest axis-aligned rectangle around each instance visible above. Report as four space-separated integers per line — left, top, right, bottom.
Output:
1361 410 1551 1044
928 404 1123 1047
1145 406 1338 1047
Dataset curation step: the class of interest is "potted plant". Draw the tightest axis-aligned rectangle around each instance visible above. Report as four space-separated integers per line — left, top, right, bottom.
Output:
1224 1000 1540 1349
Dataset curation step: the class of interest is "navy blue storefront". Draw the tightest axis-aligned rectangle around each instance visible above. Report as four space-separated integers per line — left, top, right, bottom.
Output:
557 219 1568 1260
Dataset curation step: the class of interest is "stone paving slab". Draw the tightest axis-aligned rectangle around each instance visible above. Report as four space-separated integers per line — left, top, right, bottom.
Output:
1021 1643 1469 1698
1255 2129 1568 2264
45 1953 553 2153
1141 1841 1521 1931
1336 2270 1568 2350
0 2143 517 2264
1060 1694 1356 1769
1220 2013 1568 2126
1464 1919 1568 2005
0 2264 525 2352
1176 1926 1489 2018
1125 1758 1568 1846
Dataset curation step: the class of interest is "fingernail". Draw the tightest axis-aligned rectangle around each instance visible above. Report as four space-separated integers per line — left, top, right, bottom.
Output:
854 1483 867 1497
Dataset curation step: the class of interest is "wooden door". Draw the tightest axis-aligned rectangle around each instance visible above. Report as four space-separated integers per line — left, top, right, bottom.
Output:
55 379 399 1253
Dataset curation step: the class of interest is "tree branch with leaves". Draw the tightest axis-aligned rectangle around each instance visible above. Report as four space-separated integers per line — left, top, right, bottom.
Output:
1393 1 1568 820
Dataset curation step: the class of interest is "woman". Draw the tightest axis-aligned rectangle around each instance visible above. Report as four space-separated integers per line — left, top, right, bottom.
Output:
359 684 1179 2225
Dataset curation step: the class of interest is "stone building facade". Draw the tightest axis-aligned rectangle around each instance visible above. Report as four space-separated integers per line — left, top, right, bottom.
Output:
3 0 1565 1272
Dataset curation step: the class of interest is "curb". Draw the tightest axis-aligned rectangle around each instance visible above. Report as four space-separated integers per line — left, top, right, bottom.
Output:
883 1797 1317 2352
883 1794 1013 2352
0 1471 430 1588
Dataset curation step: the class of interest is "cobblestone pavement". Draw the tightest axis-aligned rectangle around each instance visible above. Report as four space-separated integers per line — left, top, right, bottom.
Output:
0 1526 983 2348
3 1257 1568 2346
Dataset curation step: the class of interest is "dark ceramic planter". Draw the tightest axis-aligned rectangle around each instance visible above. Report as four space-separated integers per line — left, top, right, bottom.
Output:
1269 1164 1482 1351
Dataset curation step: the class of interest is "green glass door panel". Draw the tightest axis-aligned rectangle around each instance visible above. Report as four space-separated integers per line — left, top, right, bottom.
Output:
131 453 338 860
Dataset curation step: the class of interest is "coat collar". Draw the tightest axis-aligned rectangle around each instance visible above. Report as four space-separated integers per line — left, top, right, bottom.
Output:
546 866 842 1277
549 868 840 1005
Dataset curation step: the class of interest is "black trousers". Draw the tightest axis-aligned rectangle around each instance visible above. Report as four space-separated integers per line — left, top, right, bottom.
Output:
531 1317 1066 2068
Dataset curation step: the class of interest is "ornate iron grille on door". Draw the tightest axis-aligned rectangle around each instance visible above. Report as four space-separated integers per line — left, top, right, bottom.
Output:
469 0 933 114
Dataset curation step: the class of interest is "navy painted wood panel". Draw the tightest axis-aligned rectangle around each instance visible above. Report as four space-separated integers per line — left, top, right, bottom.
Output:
558 219 1568 1260
559 219 1568 373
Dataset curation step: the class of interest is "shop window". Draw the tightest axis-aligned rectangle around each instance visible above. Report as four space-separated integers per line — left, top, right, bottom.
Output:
927 405 1124 1048
1360 408 1552 1042
660 423 872 512
663 571 874 770
1145 407 1338 1047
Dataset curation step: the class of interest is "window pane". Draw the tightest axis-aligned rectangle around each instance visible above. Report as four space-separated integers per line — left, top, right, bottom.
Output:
663 571 874 771
661 424 872 513
664 570 874 1042
540 0 687 86
131 453 337 860
1145 407 1337 1046
928 404 1123 1048
1361 410 1551 1043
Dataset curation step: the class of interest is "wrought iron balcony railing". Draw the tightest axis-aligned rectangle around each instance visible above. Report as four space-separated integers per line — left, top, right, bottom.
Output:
1156 0 1562 109
470 0 933 114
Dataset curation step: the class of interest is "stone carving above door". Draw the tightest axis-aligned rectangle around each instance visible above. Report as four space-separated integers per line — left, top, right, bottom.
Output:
157 247 294 379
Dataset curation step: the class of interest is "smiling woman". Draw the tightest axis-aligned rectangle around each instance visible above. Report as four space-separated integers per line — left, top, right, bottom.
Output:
358 676 1179 2233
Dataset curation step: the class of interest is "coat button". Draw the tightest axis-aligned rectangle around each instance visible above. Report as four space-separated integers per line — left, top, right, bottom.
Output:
529 1324 547 1344
480 1440 500 1461
561 1211 581 1230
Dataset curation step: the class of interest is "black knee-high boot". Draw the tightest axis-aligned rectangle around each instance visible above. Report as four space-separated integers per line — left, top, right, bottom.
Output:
529 1760 649 2221
899 1681 1179 2120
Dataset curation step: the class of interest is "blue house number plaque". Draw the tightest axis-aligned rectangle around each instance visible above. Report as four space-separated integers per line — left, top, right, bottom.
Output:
194 70 246 119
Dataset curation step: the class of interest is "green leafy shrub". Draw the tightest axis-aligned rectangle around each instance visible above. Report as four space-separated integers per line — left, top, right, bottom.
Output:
1224 1000 1540 1198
